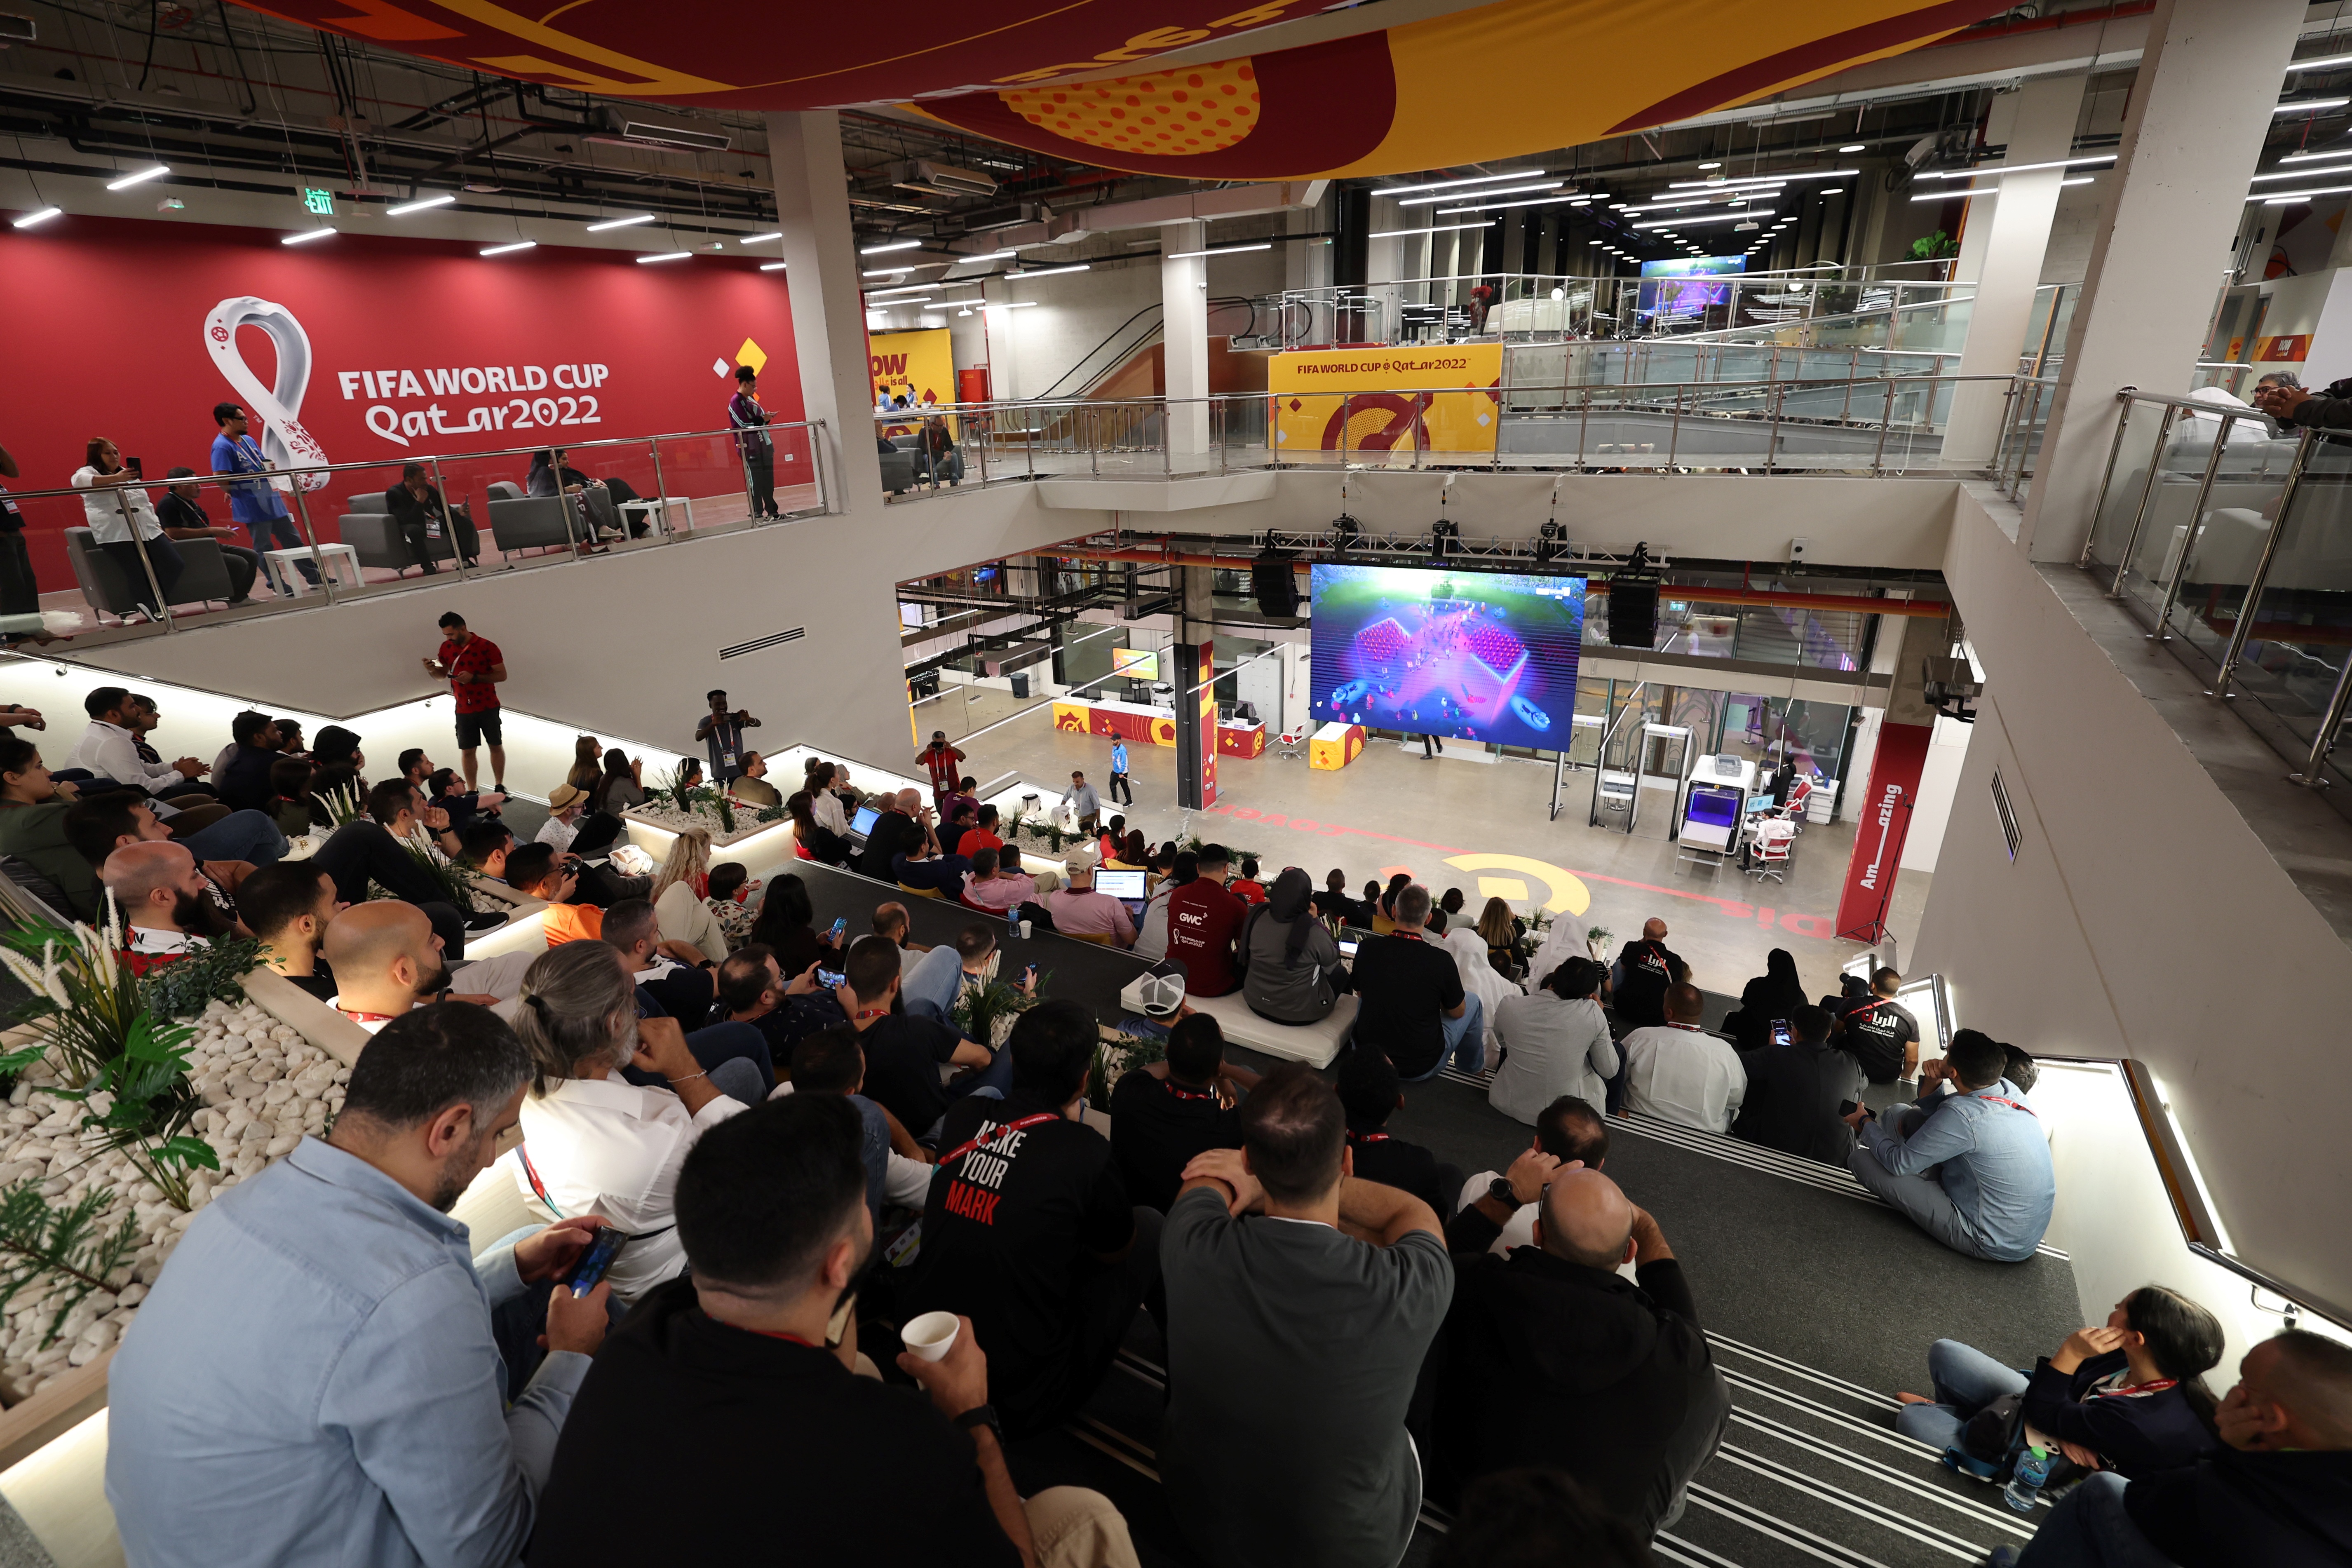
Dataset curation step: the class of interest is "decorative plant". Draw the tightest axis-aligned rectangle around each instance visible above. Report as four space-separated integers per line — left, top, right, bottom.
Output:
952 972 1047 1051
656 762 701 812
137 934 266 1023
716 796 736 834
1585 923 1614 960
0 1182 138 1347
319 783 366 828
0 910 143 1078
1086 1031 1166 1105
50 1015 218 1211
397 838 481 915
1909 230 1957 261
1179 835 1262 864
755 804 788 824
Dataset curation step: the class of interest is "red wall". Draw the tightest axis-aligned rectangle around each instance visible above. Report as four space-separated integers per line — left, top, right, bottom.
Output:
0 214 800 581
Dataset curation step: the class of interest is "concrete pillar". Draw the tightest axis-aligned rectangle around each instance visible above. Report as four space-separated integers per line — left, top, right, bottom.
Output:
1174 566 1218 810
1943 73 2088 467
1162 218 1210 458
764 112 884 519
2019 0 2304 560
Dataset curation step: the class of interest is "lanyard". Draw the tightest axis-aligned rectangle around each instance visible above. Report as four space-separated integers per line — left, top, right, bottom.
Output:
1163 1080 1217 1103
516 1144 674 1240
1642 940 1670 972
747 1328 819 1347
937 1111 1059 1167
1843 995 1892 1023
338 1008 401 1024
2092 1377 2178 1399
1390 930 1425 944
1972 1092 2038 1117
1348 1130 1391 1144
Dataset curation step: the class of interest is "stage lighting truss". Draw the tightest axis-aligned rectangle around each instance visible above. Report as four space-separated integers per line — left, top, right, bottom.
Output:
1429 517 1461 564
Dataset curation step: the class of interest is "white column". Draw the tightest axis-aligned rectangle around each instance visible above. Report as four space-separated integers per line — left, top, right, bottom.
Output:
2018 0 2304 560
1162 218 1210 458
1950 92 2021 287
1942 73 2088 466
765 111 883 517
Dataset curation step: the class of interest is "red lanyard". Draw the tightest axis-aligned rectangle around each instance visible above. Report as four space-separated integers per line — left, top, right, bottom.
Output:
1972 1092 2038 1117
1163 1081 1217 1103
2093 1377 2178 1399
338 1008 401 1023
1390 930 1425 944
853 1007 890 1022
1643 941 1670 972
1349 1130 1391 1144
937 1111 1058 1166
747 1328 820 1348
1844 995 1891 1021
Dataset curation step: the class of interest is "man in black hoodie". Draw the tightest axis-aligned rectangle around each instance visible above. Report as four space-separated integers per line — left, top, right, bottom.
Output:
1999 1327 2352 1568
1430 1162 1729 1538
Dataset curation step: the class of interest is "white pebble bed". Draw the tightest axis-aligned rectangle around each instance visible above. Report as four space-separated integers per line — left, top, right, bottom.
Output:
0 999 346 1405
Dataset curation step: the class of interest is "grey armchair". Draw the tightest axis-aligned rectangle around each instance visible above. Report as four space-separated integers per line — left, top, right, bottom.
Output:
65 527 235 622
879 443 916 495
338 491 481 575
478 481 574 555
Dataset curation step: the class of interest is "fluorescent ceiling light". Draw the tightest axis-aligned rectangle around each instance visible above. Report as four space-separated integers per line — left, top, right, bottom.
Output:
586 214 655 232
2062 176 2094 187
860 238 924 254
2278 98 2352 113
981 300 1038 310
1399 181 1560 207
933 296 984 307
761 262 788 272
1633 209 1772 230
1433 194 1584 215
2289 52 2352 70
1166 242 1272 258
1368 221 1495 239
2260 182 2352 203
1698 161 1721 170
862 268 909 278
1918 154 2115 180
105 164 170 190
2253 162 2352 181
479 240 536 256
867 283 942 297
282 228 336 245
387 192 455 216
1009 263 1088 277
11 207 61 228
1912 185 2000 200
636 251 692 263
2281 146 2352 162
738 232 783 244
1667 168 1857 189
1622 190 1781 214
1838 143 1866 153
1377 169 1547 196
956 247 1019 260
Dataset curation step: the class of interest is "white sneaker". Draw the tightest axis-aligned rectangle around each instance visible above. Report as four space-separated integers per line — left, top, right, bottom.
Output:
120 608 153 626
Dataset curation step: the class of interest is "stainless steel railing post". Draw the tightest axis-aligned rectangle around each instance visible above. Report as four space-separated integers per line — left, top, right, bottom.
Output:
2080 392 2138 567
2108 404 2180 598
288 479 337 604
2287 650 2352 788
2210 427 2318 699
116 490 174 630
1871 380 1894 474
2148 415 2234 640
643 438 673 537
427 455 469 577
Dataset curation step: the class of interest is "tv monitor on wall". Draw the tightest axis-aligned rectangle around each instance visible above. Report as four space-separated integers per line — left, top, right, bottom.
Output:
1111 648 1160 681
1308 564 1585 750
1637 256 1746 320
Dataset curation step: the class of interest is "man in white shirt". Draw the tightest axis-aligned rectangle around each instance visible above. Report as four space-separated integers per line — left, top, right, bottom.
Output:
536 785 586 852
1061 770 1102 834
1622 983 1747 1133
68 685 209 796
101 840 232 957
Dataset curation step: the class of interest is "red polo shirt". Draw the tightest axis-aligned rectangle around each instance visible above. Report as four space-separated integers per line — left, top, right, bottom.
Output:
438 635 503 714
1166 878 1248 998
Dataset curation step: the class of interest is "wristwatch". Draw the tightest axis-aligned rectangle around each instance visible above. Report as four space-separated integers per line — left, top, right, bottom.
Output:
953 1403 1005 1447
1487 1174 1519 1207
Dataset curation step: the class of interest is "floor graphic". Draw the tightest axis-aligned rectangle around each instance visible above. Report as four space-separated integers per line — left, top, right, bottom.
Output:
1197 800 1836 939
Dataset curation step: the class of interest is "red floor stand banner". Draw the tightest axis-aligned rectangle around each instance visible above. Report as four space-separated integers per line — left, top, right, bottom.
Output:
1835 721 1931 944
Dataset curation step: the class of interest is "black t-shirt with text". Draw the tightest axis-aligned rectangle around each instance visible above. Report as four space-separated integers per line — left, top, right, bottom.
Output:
1350 933 1467 1078
854 1012 966 1135
910 1092 1134 1426
1613 938 1682 1028
1109 1069 1242 1213
1838 996 1919 1082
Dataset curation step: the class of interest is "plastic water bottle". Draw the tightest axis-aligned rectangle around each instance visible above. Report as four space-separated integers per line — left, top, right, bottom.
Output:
2002 1446 2052 1513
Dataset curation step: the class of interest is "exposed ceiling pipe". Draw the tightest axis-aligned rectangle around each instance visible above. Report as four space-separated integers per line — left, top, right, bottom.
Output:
1056 545 1951 617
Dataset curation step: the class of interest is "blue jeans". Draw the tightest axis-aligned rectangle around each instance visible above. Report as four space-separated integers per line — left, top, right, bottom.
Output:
1894 1339 2028 1453
920 1045 1019 1139
2014 1473 2179 1568
1399 992 1486 1082
245 511 320 587
1849 1105 2013 1261
176 807 287 866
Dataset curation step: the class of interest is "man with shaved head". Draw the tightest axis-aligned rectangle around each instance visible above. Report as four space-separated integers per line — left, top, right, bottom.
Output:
102 840 234 960
1432 1160 1727 1540
1608 915 1683 1030
323 902 454 1033
1622 982 1746 1133
2000 1327 2352 1568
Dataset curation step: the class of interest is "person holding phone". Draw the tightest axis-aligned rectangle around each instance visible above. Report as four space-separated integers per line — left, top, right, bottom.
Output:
71 437 183 624
1730 1005 1866 1164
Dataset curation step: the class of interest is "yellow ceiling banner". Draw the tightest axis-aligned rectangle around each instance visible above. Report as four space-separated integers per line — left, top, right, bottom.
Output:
1268 344 1503 461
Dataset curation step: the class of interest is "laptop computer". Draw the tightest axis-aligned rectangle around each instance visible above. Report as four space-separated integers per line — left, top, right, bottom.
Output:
1093 868 1147 900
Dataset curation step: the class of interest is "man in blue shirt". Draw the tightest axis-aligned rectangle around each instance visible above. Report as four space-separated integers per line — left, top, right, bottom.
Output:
106 1004 612 1567
1108 737 1133 806
1845 1028 2054 1262
208 402 318 589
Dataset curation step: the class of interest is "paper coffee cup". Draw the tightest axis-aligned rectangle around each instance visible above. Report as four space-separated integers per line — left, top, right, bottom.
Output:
903 1310 960 1363
1019 920 1033 940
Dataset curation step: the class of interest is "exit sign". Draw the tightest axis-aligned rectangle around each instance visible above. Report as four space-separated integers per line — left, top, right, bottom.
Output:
301 188 335 215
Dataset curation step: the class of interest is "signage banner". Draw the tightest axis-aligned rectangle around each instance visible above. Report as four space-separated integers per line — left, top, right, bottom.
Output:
870 328 957 437
0 214 798 585
1268 344 1502 460
1835 721 1932 943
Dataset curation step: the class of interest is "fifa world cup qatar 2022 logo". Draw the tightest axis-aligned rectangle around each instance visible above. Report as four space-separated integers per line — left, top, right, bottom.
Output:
204 296 332 491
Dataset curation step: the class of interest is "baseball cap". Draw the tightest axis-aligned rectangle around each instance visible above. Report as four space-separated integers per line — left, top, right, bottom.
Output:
1137 969 1187 1019
312 724 361 763
546 783 587 811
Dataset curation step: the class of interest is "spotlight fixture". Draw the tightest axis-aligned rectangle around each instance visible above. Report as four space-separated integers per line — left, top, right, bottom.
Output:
1920 655 1981 723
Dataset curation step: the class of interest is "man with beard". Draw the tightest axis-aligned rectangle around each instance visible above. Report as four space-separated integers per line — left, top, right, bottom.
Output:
321 901 519 1033
101 840 235 964
237 862 345 1001
104 1005 613 1568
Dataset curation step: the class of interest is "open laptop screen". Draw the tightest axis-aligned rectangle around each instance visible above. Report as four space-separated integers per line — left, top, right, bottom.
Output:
1093 868 1147 899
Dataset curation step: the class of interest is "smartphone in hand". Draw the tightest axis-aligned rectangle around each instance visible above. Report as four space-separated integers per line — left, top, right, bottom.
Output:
826 916 848 944
559 1226 627 1297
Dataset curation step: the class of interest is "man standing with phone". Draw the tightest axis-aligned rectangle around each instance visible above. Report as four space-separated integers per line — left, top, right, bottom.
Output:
208 402 317 592
423 611 507 793
697 690 761 786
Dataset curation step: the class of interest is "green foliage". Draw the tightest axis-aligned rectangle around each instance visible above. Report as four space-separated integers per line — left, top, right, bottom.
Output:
1909 230 1958 260
0 916 143 1079
53 1014 217 1211
399 838 480 915
755 804 788 823
716 795 736 834
657 761 702 812
951 975 1043 1051
0 1181 138 1348
137 934 264 1023
1180 834 1261 864
1087 1031 1166 1105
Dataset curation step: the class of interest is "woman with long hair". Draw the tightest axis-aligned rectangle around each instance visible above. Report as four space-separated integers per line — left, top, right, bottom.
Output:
1488 956 1615 1125
787 789 851 866
565 735 602 792
748 871 837 979
1476 895 1526 979
1241 866 1349 1024
509 944 751 1304
650 826 730 958
588 746 644 815
1896 1286 2225 1480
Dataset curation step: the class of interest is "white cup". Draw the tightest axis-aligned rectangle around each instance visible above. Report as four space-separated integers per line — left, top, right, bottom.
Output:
1019 920 1033 940
903 1310 960 1363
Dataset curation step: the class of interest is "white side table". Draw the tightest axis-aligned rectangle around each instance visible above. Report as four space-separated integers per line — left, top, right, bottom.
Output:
263 543 361 596
620 496 695 535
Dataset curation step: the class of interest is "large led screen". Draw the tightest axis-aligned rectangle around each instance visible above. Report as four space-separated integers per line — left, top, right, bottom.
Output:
1637 255 1746 320
1308 564 1585 749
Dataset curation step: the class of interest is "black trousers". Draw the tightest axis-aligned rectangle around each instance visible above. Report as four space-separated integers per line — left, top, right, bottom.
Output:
0 528 38 620
313 819 468 959
744 450 777 518
101 535 184 614
1108 772 1133 805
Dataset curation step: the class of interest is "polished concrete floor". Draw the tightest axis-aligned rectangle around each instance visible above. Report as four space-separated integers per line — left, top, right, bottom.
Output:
932 683 1929 1002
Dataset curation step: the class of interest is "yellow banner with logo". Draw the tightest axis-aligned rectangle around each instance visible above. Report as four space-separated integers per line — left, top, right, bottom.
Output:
870 328 957 438
1268 343 1503 460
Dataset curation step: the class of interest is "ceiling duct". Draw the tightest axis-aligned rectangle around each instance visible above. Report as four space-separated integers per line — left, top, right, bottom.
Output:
914 159 999 197
583 109 732 155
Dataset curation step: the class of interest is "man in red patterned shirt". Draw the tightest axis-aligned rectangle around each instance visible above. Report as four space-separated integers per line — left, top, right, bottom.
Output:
421 611 507 793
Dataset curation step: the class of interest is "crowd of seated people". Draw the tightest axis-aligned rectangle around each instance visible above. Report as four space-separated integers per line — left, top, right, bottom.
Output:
53 703 2336 1568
